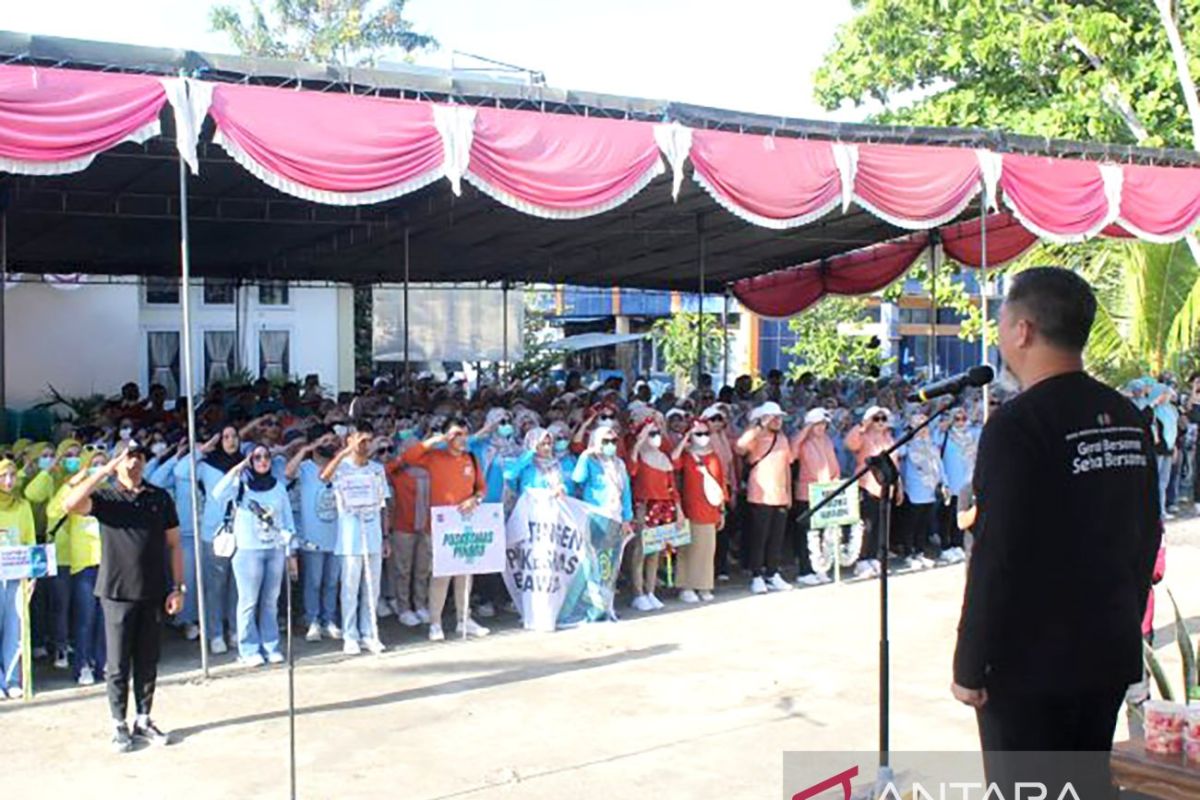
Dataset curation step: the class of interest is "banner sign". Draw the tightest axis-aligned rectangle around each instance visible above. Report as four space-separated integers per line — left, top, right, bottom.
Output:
808 481 861 528
503 489 630 632
431 503 506 577
640 521 691 555
0 545 58 580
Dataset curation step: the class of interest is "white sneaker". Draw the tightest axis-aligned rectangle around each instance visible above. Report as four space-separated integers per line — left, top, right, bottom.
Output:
796 573 824 587
475 602 496 619
717 573 731 582
920 555 937 569
323 623 343 641
870 559 884 576
767 573 792 592
398 610 421 628
266 652 285 665
377 601 395 619
183 624 200 642
699 591 715 602
54 649 69 670
647 594 665 610
415 608 432 625
238 654 266 667
342 639 362 656
428 624 445 642
78 666 95 686
750 576 768 594
817 572 834 584
1164 511 1177 520
363 638 386 655
458 618 490 638
678 589 700 604
305 623 322 642
853 561 874 579
209 637 228 655
631 594 653 611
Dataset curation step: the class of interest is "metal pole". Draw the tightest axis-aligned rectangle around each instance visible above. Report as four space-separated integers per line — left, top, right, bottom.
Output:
177 155 210 678
928 233 938 379
0 211 6 443
697 219 706 391
501 281 509 384
980 181 991 423
403 227 411 390
721 289 730 390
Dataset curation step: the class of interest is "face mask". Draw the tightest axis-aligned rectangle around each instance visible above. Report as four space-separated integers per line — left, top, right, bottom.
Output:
333 425 349 439
497 424 515 438
62 457 82 474
38 456 54 471
554 439 569 454
600 443 618 457
692 434 710 447
647 434 662 448
397 429 415 441
88 466 105 478
316 446 337 459
119 427 133 440
596 418 615 429
150 442 168 458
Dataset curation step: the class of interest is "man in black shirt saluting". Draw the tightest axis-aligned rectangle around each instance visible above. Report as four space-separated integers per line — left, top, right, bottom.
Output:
65 441 185 753
952 267 1160 799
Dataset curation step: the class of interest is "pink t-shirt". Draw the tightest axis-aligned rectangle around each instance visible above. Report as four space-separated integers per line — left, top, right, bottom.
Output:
792 428 840 503
739 429 794 507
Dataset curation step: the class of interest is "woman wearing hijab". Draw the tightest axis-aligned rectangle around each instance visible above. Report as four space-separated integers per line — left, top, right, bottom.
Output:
47 449 108 685
626 417 680 612
572 426 634 529
505 427 569 498
177 424 244 655
792 408 847 586
0 458 37 699
1147 381 1179 518
701 404 740 582
672 419 724 603
212 443 297 667
898 412 943 570
845 406 901 578
546 421 579 497
938 406 978 564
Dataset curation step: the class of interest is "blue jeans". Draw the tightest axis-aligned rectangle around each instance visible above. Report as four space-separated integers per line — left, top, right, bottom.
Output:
232 548 285 660
1 580 22 692
302 550 339 627
179 534 199 625
48 570 70 653
70 567 106 678
339 553 381 643
1158 455 1173 515
201 540 237 642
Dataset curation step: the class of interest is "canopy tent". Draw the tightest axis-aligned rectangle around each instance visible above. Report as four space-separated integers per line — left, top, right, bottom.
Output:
553 332 648 352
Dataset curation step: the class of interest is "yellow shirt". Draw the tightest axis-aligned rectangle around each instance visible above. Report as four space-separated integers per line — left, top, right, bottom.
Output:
25 471 68 566
0 498 37 549
48 484 101 573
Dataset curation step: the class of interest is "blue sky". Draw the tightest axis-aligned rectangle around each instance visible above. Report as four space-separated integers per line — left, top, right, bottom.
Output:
4 0 863 120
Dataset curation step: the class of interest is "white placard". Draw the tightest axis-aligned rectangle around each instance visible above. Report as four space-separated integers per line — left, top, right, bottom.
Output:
431 503 506 577
0 545 58 580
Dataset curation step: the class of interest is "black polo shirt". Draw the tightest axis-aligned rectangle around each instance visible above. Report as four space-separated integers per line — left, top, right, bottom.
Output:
90 483 180 603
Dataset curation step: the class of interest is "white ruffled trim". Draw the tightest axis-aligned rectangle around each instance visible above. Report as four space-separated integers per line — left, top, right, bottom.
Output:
1112 216 1198 244
1002 193 1115 244
161 77 214 176
692 169 841 230
0 119 160 176
432 104 476 196
213 127 445 206
464 158 664 220
653 122 693 201
851 186 979 231
975 150 1003 211
831 143 858 212
1100 163 1124 227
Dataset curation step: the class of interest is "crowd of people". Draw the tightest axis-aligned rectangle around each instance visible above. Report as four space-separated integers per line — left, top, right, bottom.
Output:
0 363 1189 708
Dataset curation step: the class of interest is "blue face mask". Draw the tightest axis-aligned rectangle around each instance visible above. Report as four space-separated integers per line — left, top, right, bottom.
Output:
38 456 54 471
554 439 569 454
497 424 515 438
88 465 105 478
62 457 82 474
601 443 618 458
397 429 415 441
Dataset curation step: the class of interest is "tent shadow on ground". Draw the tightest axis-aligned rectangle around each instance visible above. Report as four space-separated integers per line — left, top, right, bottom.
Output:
169 642 680 743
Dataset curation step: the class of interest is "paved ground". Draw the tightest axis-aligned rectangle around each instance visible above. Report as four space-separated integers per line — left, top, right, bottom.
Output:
4 519 1199 800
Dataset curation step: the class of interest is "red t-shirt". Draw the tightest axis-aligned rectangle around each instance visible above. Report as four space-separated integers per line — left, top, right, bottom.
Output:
674 451 725 525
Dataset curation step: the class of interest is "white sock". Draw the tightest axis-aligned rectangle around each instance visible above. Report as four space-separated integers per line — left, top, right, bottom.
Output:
136 714 150 728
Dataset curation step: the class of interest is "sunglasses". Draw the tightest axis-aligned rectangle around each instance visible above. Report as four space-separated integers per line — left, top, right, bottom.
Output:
264 421 281 428
376 446 395 456
252 453 272 462
600 438 618 445
598 414 616 421
708 415 725 422
872 415 888 422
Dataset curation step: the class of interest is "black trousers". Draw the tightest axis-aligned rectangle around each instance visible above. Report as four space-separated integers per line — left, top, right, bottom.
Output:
101 598 163 723
745 503 788 578
860 491 883 561
976 685 1125 800
716 493 747 576
898 500 935 557
937 495 963 549
791 501 812 573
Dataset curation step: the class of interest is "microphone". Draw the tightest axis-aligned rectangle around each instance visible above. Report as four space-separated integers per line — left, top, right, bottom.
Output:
907 365 994 403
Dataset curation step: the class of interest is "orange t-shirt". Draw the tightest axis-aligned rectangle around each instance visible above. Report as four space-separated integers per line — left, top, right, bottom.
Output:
674 451 725 525
401 443 486 506
385 457 429 534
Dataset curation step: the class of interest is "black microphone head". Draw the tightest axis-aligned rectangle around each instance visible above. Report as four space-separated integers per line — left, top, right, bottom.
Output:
967 365 995 388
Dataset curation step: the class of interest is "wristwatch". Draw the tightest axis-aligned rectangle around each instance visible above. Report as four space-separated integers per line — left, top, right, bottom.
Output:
173 584 188 595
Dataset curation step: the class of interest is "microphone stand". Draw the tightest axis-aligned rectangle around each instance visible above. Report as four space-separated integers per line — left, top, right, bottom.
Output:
798 396 957 796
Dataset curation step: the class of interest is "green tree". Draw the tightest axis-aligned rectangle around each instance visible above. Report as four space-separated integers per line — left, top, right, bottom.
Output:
210 0 437 67
782 297 890 379
650 312 725 388
508 289 566 384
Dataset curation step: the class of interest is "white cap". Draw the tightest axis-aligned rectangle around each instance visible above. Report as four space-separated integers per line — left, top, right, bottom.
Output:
665 407 689 419
804 408 830 425
588 380 604 391
863 405 892 423
749 401 785 421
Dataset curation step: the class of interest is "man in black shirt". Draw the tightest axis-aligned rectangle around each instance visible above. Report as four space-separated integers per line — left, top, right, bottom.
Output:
952 268 1161 799
64 441 185 753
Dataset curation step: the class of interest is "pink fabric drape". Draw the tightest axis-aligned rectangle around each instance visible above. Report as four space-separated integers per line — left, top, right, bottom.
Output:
1116 163 1200 242
688 129 841 228
208 83 445 205
853 144 981 229
940 213 1038 268
0 65 166 174
999 154 1114 242
465 106 663 218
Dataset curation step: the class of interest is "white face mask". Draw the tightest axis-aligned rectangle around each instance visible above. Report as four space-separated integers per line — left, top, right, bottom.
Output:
647 433 662 447
150 442 168 458
692 434 710 447
119 427 133 440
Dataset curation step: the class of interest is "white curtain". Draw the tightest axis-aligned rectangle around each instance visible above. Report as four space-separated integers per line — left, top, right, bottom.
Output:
149 331 180 398
259 331 289 379
205 331 235 386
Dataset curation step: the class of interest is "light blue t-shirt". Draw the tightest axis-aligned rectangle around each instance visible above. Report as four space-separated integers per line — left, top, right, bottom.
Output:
940 426 980 495
211 470 297 552
332 460 391 556
900 437 944 505
296 460 338 552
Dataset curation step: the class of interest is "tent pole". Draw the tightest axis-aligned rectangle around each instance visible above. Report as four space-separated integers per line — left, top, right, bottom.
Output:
403 227 410 390
696 217 706 392
928 232 938 379
177 154 210 678
502 280 510 384
980 182 991 423
721 289 730 391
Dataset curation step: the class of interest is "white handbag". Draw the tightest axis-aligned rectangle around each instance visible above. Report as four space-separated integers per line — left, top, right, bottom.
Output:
697 459 725 507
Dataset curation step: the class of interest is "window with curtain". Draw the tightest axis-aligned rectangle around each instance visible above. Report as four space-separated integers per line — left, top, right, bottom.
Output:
204 330 236 387
259 330 290 379
147 331 181 398
145 277 179 304
204 278 235 305
258 280 289 306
